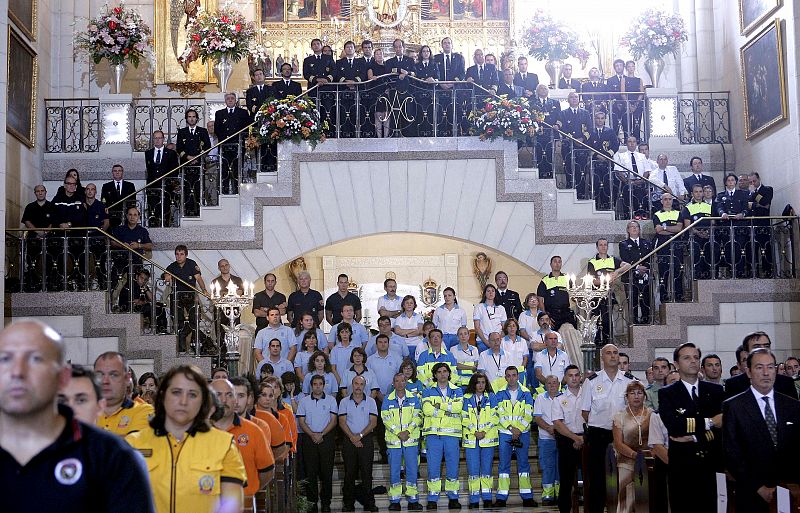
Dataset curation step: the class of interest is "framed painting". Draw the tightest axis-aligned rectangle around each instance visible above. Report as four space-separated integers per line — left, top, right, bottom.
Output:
261 0 286 22
287 0 319 21
484 0 508 20
422 0 450 20
7 30 38 147
9 0 37 41
739 0 782 35
453 0 482 20
740 19 787 139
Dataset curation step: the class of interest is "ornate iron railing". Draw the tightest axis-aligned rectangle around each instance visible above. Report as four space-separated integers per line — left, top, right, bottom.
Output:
677 91 731 144
44 99 101 153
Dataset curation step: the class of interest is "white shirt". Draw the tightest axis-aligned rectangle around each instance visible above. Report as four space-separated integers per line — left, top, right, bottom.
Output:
581 369 633 430
533 392 556 440
433 304 468 335
501 335 528 362
453 344 479 367
750 386 776 421
473 302 507 340
649 165 687 197
533 348 571 382
552 386 584 435
613 150 647 179
648 412 669 448
376 294 403 326
394 312 423 347
477 348 508 383
517 309 542 339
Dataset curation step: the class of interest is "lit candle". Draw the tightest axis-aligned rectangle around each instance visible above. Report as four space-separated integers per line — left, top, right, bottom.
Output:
582 275 592 289
226 281 236 296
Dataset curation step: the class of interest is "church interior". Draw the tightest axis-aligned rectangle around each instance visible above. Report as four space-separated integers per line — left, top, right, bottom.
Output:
1 0 800 508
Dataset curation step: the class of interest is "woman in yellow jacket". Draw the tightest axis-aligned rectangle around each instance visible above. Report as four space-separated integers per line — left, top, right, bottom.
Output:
127 365 247 513
462 372 499 508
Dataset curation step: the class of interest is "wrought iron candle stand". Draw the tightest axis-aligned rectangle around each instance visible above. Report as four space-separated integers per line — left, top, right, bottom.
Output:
210 280 254 376
567 274 612 372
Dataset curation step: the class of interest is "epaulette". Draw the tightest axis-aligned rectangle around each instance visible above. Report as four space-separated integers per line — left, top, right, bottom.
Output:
587 372 598 380
624 372 636 380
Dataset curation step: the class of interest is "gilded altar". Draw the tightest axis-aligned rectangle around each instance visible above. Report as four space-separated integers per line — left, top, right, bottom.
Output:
154 0 218 88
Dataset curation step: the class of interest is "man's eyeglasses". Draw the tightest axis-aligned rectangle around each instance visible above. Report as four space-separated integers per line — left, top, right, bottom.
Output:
64 181 77 186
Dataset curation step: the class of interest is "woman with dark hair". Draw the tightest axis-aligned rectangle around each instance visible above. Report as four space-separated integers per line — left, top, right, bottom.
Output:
126 364 246 513
329 322 356 379
280 371 303 412
301 350 339 395
338 346 378 399
294 312 328 352
137 372 159 405
462 372 498 508
394 295 423 364
433 286 467 349
391 357 423 395
473 284 507 351
295 329 322 382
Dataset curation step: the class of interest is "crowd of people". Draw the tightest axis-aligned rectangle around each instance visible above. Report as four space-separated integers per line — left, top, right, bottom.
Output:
3 275 800 513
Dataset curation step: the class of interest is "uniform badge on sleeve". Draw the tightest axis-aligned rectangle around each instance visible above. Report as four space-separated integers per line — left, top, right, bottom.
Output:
237 433 250 446
199 475 215 495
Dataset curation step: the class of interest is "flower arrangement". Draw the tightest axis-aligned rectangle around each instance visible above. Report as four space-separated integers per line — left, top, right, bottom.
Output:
74 3 152 67
619 9 688 60
186 7 256 63
521 10 588 61
254 96 327 148
469 97 542 142
422 308 436 324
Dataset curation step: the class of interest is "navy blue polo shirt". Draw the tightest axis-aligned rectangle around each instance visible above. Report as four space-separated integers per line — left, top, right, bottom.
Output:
0 404 155 513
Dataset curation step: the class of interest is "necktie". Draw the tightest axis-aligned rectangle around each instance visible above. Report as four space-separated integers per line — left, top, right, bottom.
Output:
446 55 451 76
696 174 701 181
348 58 353 67
286 80 290 86
479 65 483 79
630 153 638 173
190 128 194 136
155 149 161 164
762 396 778 446
691 385 698 405
597 128 601 137
522 73 526 81
317 55 321 61
229 108 233 114
258 85 262 92
572 108 577 115
116 182 121 195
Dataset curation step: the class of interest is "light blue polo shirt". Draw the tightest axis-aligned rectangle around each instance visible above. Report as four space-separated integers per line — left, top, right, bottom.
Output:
254 324 295 359
301 371 339 395
338 394 378 433
364 333 410 358
256 357 294 379
330 343 358 374
297 393 338 432
294 327 329 351
339 367 380 396
327 320 370 347
366 352 404 395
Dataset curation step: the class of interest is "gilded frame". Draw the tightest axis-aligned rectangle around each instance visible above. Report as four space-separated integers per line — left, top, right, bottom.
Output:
8 0 37 41
738 0 782 36
7 29 38 148
154 0 216 85
740 19 787 140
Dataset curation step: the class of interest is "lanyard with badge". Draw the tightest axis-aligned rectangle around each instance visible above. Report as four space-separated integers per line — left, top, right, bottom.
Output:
491 353 502 378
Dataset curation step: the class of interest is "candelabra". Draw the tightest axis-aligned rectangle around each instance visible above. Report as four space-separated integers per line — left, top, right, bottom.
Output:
566 274 612 372
209 280 255 376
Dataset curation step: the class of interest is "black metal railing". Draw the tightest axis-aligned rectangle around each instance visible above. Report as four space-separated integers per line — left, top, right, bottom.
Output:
44 98 101 153
607 216 798 338
677 91 731 144
6 227 220 358
131 97 207 151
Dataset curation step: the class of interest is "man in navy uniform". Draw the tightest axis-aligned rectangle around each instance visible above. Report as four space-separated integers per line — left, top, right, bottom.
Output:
623 61 645 140
175 109 211 216
715 173 750 278
385 39 417 136
683 156 717 196
605 59 629 138
496 68 522 99
560 92 593 191
465 48 498 93
531 84 561 179
334 40 367 138
748 171 774 277
494 271 523 320
100 164 136 229
659 342 724 513
246 68 272 120
586 111 619 209
273 62 303 99
580 67 607 115
618 220 653 324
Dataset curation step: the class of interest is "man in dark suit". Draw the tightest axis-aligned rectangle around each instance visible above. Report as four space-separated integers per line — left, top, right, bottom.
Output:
560 92 593 190
144 130 179 227
723 348 800 513
622 61 645 140
246 68 272 120
724 332 798 400
513 56 538 99
302 38 334 88
659 342 725 513
586 111 619 209
272 62 303 99
333 40 367 138
384 39 417 136
494 271 523 320
101 164 136 228
531 84 561 179
557 63 581 90
213 92 250 195
715 173 751 278
618 220 654 323
433 37 466 136
465 48 498 95
683 156 717 196
175 109 211 216
496 68 522 99
605 59 629 139
580 67 607 115
748 171 774 277
358 40 374 75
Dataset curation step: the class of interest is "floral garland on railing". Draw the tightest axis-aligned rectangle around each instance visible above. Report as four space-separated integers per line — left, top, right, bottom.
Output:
619 9 688 60
74 2 152 67
185 7 256 64
254 96 327 148
521 9 589 62
469 96 542 142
